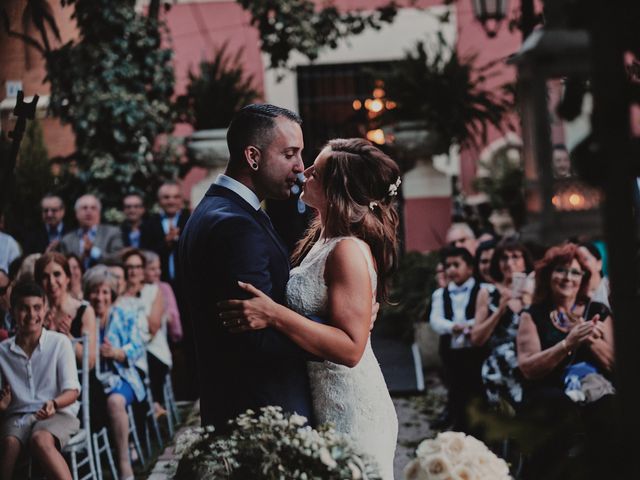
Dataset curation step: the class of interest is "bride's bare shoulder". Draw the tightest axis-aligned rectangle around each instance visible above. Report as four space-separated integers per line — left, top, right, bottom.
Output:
323 237 372 284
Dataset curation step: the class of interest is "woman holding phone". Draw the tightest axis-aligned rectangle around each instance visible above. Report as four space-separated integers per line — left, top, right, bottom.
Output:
516 242 615 479
471 237 534 406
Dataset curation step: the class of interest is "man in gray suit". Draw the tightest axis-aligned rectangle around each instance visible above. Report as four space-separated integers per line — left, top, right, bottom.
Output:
60 194 124 268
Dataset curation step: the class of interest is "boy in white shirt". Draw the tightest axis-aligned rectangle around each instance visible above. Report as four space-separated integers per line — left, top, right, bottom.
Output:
429 247 486 432
0 281 80 480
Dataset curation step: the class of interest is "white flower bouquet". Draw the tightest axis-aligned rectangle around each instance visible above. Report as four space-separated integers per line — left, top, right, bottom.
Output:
403 431 511 480
172 406 380 479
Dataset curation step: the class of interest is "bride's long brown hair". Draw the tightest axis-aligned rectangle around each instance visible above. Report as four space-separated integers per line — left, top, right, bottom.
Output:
291 138 400 301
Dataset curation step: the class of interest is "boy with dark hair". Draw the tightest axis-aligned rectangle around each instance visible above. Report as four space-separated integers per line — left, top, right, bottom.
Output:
429 246 486 432
0 281 80 480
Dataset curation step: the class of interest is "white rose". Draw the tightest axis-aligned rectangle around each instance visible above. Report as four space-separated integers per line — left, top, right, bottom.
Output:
438 431 467 444
452 465 476 480
442 435 466 463
403 459 429 480
463 435 490 455
416 439 442 458
419 454 453 479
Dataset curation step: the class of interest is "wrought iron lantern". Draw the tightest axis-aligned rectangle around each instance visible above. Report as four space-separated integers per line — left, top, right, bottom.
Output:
471 0 509 37
508 28 601 244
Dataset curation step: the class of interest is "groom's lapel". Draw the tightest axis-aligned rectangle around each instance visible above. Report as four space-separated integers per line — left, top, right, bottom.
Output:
206 184 290 265
252 208 290 263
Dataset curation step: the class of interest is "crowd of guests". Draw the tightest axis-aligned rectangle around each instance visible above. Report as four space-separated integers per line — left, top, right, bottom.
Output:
429 222 616 478
0 183 188 480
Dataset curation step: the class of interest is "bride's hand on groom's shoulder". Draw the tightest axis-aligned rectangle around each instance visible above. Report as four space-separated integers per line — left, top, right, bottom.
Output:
218 281 276 333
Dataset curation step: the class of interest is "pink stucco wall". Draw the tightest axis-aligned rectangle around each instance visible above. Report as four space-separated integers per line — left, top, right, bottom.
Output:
404 196 453 252
163 0 527 250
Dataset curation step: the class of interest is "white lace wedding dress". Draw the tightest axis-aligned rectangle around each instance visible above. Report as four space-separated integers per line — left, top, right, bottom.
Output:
286 236 398 480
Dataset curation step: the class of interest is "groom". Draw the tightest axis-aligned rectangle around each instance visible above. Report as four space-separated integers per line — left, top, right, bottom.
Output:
179 104 317 431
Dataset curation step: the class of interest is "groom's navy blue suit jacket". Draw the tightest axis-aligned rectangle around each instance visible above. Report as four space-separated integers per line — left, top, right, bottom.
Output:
178 184 315 430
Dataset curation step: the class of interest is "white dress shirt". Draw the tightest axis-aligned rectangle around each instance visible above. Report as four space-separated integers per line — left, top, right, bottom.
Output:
215 174 262 211
429 277 477 348
0 329 80 417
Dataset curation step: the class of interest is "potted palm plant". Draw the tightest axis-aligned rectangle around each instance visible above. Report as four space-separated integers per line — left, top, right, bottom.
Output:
177 43 260 168
380 38 514 163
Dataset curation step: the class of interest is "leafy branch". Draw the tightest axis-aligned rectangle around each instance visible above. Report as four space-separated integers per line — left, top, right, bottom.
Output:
236 0 399 70
382 37 515 155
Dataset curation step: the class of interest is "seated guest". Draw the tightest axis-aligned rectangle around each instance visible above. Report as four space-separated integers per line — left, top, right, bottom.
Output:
0 281 80 480
474 239 497 285
143 250 182 343
0 269 11 340
84 266 146 480
471 238 534 407
429 246 485 432
121 194 146 248
120 249 167 414
34 252 97 369
577 242 610 307
66 253 84 301
517 243 615 478
445 222 478 256
59 194 124 269
23 194 69 255
0 228 21 274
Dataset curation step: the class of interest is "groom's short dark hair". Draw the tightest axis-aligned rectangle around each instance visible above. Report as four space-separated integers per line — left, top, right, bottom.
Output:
227 104 302 165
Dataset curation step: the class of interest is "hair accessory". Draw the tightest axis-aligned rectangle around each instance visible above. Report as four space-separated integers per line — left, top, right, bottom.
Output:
369 201 379 211
388 177 401 197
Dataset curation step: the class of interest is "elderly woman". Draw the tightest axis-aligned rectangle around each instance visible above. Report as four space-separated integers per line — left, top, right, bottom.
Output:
516 243 615 478
118 249 169 415
34 252 97 369
84 265 146 480
471 238 534 406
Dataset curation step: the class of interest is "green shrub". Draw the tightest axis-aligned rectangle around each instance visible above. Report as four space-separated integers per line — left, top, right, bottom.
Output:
375 250 440 343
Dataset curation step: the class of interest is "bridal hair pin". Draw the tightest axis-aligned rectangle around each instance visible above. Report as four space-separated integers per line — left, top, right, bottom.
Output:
369 201 379 211
388 177 401 197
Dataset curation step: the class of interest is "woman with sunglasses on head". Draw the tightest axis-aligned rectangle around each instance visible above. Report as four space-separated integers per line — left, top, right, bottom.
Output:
119 248 166 416
516 243 615 479
471 237 533 406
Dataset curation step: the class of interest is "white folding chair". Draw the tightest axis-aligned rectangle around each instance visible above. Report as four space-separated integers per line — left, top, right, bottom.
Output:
163 372 180 437
62 334 98 480
91 322 120 480
125 403 146 467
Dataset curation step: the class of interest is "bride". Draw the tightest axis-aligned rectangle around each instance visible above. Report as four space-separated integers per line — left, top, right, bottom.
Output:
219 138 400 479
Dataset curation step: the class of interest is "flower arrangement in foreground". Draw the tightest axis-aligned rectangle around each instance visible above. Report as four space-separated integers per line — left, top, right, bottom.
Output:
403 431 511 480
172 406 380 479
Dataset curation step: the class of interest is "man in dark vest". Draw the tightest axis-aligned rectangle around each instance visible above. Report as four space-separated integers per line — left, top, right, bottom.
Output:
429 246 485 433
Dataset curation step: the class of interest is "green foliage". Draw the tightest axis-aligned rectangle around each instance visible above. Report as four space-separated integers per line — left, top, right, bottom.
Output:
5 120 54 231
173 406 380 480
376 251 441 343
473 153 525 229
176 43 260 130
381 38 514 155
236 0 399 71
44 0 177 210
